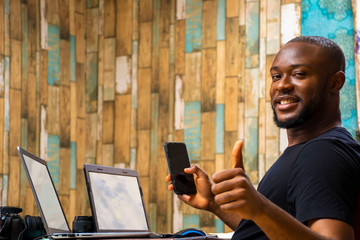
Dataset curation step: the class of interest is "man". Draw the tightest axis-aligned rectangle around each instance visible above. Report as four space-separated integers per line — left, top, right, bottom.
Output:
166 36 360 239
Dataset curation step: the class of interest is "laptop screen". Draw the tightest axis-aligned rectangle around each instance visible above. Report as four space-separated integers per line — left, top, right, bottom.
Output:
88 171 149 231
22 154 69 232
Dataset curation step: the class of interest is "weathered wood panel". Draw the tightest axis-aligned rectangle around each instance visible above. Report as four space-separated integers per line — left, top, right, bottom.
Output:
202 0 216 49
60 85 71 147
10 39 21 89
116 0 132 56
114 94 131 164
201 48 216 112
102 101 114 144
137 68 151 130
139 22 152 68
103 37 115 101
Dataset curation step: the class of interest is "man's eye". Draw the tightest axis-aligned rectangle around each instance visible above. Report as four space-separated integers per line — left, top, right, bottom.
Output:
294 72 306 77
272 74 282 81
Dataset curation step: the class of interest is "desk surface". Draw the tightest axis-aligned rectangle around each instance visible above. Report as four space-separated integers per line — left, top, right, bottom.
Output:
94 236 226 240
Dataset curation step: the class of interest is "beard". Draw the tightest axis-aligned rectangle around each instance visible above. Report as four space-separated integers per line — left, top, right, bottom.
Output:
272 99 315 129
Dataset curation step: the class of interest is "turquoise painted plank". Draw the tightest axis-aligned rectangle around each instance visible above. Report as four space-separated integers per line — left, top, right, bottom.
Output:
184 101 201 161
4 56 9 131
4 0 9 14
48 25 60 85
70 141 76 189
302 0 357 137
245 1 260 68
245 117 258 183
215 219 224 233
215 104 224 154
86 52 98 113
216 0 225 41
185 0 202 53
21 4 28 79
150 93 159 165
2 175 8 205
21 118 28 150
48 135 60 190
183 214 200 228
70 35 76 82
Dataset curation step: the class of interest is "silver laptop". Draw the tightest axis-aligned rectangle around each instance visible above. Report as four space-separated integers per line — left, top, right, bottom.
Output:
83 164 159 236
17 147 161 239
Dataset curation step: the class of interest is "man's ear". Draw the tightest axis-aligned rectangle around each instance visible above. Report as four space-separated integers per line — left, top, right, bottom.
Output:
329 71 345 93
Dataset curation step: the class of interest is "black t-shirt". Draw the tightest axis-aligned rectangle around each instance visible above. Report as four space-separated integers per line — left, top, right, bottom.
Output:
232 127 360 240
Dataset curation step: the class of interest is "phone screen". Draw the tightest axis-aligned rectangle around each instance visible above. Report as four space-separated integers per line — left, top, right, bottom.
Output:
164 142 197 195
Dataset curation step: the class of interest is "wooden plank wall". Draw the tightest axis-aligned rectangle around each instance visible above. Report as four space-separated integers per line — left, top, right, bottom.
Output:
0 0 302 234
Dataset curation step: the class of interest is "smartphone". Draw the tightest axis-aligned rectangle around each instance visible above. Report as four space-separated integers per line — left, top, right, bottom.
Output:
163 142 197 195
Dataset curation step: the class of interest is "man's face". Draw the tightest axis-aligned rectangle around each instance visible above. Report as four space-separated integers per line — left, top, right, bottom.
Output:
270 42 332 129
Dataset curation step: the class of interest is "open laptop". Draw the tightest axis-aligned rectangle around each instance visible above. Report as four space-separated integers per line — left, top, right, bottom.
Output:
17 147 161 239
83 163 159 236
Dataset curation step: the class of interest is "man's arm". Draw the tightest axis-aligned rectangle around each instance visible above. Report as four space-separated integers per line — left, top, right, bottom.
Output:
212 168 354 240
255 196 354 240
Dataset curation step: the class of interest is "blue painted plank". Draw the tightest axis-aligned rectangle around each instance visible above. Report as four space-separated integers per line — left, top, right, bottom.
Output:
70 35 76 82
4 0 9 14
70 141 76 189
184 101 201 161
48 25 60 85
216 0 225 41
215 219 224 233
185 0 202 53
245 1 260 68
215 104 224 154
183 214 200 228
48 135 60 190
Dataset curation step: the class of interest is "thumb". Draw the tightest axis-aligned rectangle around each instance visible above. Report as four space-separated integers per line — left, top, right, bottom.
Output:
232 140 244 169
185 164 208 178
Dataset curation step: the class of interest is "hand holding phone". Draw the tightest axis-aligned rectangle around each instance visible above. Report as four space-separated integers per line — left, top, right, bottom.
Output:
163 142 197 195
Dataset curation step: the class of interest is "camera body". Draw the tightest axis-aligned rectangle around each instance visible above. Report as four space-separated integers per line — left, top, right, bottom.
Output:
0 207 45 240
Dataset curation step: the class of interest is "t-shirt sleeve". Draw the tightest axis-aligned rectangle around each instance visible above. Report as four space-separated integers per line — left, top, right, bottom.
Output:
287 139 358 226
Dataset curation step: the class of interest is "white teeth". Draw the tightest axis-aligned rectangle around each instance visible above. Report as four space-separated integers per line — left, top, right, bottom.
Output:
280 99 295 104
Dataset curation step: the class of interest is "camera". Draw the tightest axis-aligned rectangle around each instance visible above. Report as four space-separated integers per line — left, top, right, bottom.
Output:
72 216 94 233
0 207 45 240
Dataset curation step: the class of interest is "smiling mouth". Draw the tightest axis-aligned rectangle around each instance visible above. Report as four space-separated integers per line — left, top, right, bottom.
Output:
279 99 297 105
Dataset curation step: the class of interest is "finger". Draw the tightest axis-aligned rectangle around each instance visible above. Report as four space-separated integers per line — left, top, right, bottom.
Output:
212 172 247 193
168 184 174 191
212 168 245 183
165 174 172 182
214 188 245 205
177 194 191 203
232 140 244 169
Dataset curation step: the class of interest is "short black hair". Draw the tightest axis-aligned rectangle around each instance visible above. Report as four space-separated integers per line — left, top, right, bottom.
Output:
287 36 346 72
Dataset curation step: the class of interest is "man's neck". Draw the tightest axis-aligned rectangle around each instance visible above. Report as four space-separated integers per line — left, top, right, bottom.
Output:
286 119 342 146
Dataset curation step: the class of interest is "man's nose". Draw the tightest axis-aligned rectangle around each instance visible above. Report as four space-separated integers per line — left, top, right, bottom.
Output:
276 75 293 92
